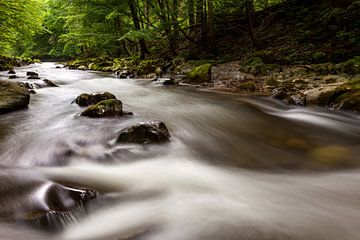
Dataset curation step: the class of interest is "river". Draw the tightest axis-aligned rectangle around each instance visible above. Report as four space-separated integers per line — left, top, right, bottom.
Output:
0 63 359 240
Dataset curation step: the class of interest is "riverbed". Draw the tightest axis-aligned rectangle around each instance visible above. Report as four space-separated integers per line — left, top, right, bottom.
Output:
0 63 359 240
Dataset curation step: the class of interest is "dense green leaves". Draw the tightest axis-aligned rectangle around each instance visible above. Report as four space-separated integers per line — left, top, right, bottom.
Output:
0 0 288 58
0 0 45 56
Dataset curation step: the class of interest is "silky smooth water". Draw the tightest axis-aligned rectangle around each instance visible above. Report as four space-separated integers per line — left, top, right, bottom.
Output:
0 63 359 240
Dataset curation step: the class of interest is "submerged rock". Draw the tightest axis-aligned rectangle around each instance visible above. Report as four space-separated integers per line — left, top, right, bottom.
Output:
0 80 30 113
163 78 178 85
18 81 39 90
43 79 59 87
27 76 41 80
0 169 97 230
8 75 18 79
7 70 15 74
115 70 134 79
80 99 130 118
74 92 116 107
26 71 38 77
288 94 306 106
116 121 170 144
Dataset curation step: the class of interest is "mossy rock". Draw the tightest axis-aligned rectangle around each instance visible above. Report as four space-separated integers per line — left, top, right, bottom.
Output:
80 99 129 118
341 57 360 75
318 78 360 111
0 80 30 113
338 92 360 111
185 63 212 84
311 145 352 167
74 92 116 107
238 81 256 91
265 77 280 87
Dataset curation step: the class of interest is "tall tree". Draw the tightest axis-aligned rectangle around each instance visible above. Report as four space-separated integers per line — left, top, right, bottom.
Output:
127 0 149 58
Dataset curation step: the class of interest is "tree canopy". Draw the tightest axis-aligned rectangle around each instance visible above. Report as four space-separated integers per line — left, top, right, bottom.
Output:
0 0 358 60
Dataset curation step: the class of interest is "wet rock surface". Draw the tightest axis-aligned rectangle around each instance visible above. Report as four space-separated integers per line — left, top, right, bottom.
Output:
26 72 38 77
0 170 97 225
80 99 129 118
116 121 171 144
74 92 116 107
0 80 30 113
43 79 59 87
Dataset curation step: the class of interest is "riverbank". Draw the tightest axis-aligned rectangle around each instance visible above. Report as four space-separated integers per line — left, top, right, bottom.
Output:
60 0 360 113
63 55 360 113
0 55 38 71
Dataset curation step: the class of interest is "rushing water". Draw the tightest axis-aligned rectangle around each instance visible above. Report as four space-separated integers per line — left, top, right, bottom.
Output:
0 63 360 239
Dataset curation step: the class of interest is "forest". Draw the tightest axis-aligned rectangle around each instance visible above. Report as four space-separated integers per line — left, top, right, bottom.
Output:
0 0 357 60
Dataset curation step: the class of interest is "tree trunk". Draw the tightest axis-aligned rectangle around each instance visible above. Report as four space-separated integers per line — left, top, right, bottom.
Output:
127 0 149 59
196 0 207 45
245 0 256 47
207 0 216 56
188 0 195 26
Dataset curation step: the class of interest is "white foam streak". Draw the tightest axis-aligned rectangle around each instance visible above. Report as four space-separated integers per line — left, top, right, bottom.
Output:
41 160 360 240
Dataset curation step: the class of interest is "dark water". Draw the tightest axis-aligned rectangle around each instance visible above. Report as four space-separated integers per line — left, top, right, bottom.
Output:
0 63 360 240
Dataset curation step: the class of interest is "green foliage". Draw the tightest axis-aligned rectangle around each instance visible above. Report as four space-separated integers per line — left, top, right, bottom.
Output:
0 0 45 55
341 57 360 75
239 81 256 91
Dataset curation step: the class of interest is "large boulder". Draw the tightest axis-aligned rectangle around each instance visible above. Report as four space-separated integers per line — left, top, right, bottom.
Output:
74 92 116 107
116 121 170 144
80 99 130 118
184 63 212 84
0 80 30 113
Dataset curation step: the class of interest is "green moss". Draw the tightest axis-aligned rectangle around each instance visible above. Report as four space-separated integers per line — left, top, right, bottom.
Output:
243 56 264 66
186 60 216 66
318 78 360 110
238 81 256 91
341 57 360 75
75 92 116 107
185 63 212 83
81 99 123 118
339 92 360 111
313 63 338 75
265 77 279 87
311 52 327 63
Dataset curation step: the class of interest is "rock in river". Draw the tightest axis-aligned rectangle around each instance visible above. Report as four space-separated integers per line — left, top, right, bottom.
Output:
74 92 116 107
43 79 59 87
80 99 130 118
0 80 30 113
26 71 38 77
27 75 41 80
116 121 170 144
